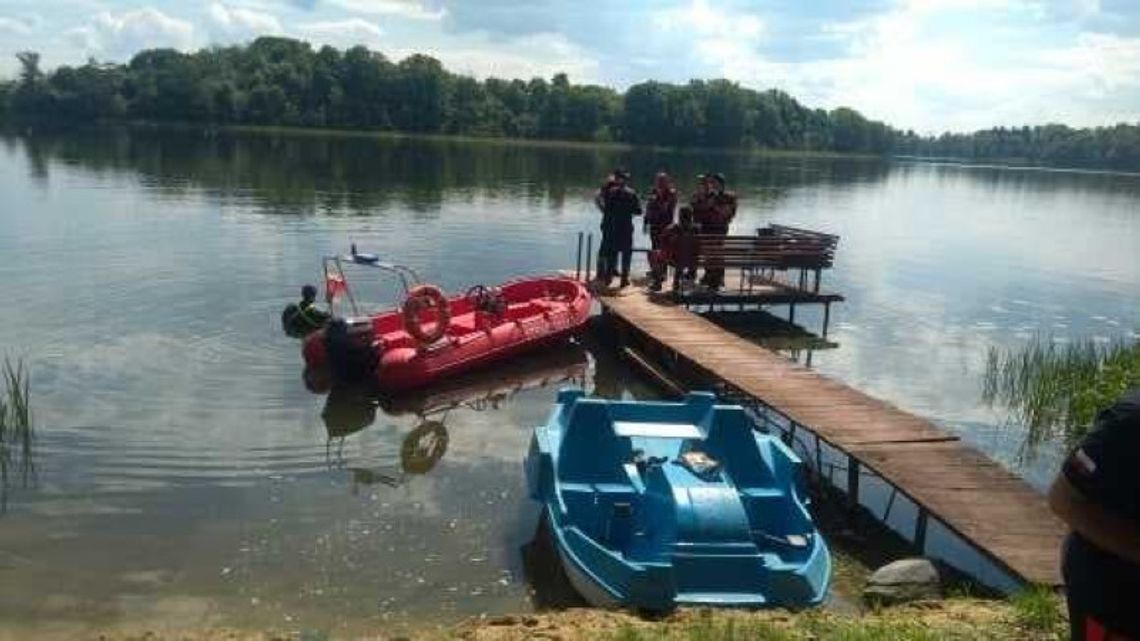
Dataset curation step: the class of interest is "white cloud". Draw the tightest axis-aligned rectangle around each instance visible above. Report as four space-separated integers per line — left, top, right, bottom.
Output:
1043 31 1140 92
425 32 600 83
650 0 1140 132
329 0 446 21
653 0 765 68
299 18 385 48
0 17 34 35
66 7 196 59
208 2 284 41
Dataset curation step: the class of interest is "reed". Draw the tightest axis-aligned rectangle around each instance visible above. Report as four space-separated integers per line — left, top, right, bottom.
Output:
0 356 35 507
983 337 1140 453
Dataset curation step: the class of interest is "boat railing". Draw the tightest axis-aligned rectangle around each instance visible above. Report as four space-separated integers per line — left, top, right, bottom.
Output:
323 253 423 317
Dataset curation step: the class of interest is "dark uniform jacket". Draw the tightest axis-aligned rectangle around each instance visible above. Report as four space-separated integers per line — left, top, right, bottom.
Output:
645 187 678 233
691 191 736 234
599 185 642 247
661 220 700 268
1061 388 1140 634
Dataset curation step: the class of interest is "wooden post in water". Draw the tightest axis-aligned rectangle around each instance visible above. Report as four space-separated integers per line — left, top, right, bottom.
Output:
585 233 594 281
814 436 823 477
914 510 929 553
575 231 584 281
846 457 861 510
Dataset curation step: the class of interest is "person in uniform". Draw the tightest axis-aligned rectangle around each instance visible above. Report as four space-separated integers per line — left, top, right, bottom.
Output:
661 205 700 292
644 171 678 291
697 173 737 290
593 168 642 288
1048 388 1140 641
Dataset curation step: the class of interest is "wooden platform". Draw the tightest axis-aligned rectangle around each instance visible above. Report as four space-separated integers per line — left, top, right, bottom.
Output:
655 268 845 307
596 285 1066 587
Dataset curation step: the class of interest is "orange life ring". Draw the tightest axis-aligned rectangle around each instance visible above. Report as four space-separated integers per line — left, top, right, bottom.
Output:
402 284 451 345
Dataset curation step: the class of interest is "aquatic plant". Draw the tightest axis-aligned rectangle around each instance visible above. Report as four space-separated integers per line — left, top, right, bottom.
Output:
983 337 1140 452
0 356 35 511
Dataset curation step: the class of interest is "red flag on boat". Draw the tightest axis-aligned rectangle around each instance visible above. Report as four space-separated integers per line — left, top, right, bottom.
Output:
325 272 346 301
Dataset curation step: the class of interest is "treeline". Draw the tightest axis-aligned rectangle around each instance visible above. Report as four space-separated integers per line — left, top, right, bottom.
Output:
0 37 895 154
895 124 1140 171
1 37 1138 170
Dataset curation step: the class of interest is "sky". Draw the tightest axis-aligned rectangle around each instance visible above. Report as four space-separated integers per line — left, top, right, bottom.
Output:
0 0 1138 133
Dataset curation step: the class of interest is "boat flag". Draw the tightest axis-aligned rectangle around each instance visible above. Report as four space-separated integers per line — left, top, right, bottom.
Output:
325 272 346 301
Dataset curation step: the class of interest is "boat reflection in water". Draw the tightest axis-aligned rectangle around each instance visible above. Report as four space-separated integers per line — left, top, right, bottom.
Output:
318 344 589 491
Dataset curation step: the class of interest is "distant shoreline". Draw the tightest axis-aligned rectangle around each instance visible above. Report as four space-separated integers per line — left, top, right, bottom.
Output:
13 122 1140 176
10 119 886 162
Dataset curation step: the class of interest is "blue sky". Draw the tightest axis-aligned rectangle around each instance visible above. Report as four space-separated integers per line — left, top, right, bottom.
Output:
1 0 1138 132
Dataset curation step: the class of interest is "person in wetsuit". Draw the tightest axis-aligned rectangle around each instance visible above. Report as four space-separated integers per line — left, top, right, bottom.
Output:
282 284 331 337
1049 388 1140 641
593 168 642 288
644 171 678 292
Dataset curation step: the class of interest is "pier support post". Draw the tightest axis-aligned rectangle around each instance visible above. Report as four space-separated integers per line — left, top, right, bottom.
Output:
585 233 594 280
914 510 929 553
789 302 797 324
785 421 798 449
814 437 823 477
822 303 831 338
575 231 584 280
846 458 860 510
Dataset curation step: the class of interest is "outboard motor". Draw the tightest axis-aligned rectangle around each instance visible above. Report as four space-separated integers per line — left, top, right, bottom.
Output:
324 317 378 384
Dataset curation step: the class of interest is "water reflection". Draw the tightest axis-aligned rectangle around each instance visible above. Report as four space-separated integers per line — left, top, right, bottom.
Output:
3 127 894 216
703 310 838 368
520 514 589 610
318 346 589 493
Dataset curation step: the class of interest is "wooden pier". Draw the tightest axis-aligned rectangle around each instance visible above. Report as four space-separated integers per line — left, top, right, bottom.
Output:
595 285 1067 589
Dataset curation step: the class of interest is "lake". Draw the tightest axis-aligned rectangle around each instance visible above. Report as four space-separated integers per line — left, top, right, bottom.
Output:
0 128 1137 638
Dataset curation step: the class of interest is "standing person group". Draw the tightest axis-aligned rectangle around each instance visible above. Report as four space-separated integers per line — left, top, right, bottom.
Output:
594 169 736 291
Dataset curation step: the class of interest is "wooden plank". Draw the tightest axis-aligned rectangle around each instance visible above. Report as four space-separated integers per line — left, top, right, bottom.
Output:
596 286 1067 587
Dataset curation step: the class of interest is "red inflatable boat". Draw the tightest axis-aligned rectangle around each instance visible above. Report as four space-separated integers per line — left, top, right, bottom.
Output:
301 252 592 392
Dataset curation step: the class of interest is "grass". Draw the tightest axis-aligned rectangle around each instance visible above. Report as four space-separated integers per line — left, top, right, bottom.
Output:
983 336 1140 454
591 599 1066 641
0 356 35 510
1009 585 1065 636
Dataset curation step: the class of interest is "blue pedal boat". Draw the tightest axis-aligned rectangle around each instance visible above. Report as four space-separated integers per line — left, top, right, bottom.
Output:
524 389 830 610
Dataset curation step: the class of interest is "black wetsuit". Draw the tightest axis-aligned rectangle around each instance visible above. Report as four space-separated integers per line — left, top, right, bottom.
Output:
1060 388 1140 641
282 299 331 337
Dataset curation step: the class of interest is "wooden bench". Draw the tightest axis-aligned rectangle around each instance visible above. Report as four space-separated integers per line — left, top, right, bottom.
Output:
662 225 840 294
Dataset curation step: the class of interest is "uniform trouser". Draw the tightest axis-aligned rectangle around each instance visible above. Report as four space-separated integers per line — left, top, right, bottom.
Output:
648 227 667 283
1063 535 1140 641
702 226 728 287
597 230 633 283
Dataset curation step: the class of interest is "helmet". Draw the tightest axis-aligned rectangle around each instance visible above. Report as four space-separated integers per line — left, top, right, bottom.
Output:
302 284 318 301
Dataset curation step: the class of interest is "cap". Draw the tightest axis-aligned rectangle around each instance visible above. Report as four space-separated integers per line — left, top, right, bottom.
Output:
710 172 727 185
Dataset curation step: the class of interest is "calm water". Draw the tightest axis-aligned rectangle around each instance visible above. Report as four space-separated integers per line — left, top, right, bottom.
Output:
0 128 1138 637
